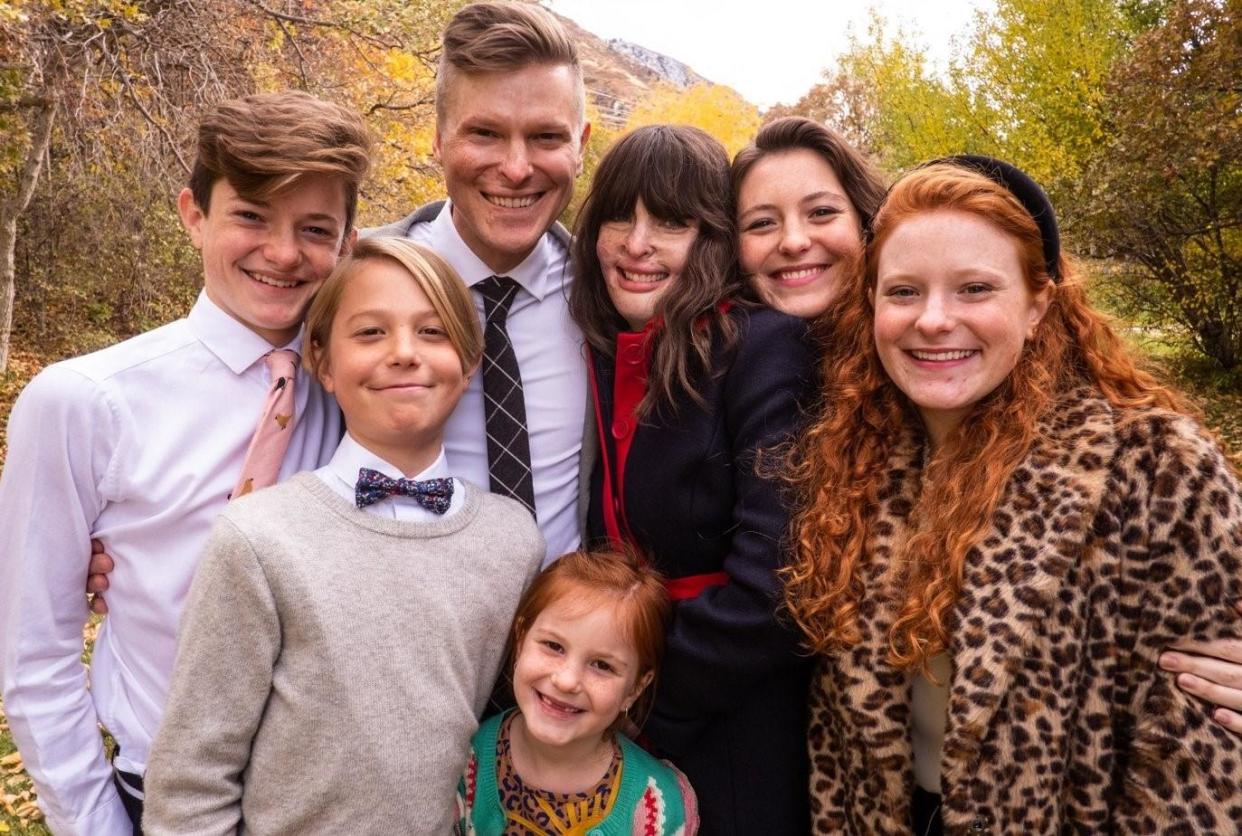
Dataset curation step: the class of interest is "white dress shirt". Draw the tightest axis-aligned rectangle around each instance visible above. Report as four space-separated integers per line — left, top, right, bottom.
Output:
0 292 340 836
314 433 465 521
407 202 586 564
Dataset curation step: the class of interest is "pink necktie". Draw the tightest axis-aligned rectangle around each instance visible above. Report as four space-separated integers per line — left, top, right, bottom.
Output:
232 350 299 500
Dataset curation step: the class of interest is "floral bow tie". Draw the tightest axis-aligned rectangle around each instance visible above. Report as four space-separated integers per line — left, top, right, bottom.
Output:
354 468 454 514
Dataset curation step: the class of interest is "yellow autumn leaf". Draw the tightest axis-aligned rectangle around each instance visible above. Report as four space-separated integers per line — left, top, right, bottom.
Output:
0 753 20 767
625 83 760 158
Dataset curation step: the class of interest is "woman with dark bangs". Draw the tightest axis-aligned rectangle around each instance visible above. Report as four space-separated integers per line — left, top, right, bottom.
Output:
569 124 815 834
783 157 1242 833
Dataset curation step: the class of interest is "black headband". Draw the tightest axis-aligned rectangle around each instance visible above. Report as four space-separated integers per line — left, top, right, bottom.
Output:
930 154 1062 282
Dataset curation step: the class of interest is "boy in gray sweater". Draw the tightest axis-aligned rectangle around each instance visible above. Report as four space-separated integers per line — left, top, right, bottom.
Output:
143 237 544 834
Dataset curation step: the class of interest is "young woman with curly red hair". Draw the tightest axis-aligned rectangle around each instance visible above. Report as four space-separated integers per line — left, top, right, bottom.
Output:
784 158 1242 833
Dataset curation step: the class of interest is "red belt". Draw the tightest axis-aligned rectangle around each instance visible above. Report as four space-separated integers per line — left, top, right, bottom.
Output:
664 571 729 601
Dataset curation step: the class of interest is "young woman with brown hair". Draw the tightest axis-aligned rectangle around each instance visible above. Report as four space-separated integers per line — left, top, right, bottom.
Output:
731 116 886 320
784 157 1242 833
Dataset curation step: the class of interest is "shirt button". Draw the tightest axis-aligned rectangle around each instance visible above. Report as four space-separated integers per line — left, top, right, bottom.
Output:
622 343 644 364
970 814 992 832
612 418 631 439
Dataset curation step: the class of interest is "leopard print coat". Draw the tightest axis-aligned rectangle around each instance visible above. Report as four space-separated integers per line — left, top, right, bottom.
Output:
807 389 1242 834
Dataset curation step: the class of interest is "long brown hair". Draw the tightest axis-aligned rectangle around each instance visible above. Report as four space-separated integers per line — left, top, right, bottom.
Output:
782 162 1190 671
570 125 749 416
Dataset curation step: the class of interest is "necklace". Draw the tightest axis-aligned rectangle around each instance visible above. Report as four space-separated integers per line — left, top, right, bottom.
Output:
499 714 622 835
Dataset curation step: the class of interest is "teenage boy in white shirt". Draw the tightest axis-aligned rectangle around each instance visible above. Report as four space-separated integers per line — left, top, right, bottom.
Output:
0 91 371 835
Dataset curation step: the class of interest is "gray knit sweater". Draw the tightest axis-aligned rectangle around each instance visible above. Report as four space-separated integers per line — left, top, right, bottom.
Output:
143 473 544 835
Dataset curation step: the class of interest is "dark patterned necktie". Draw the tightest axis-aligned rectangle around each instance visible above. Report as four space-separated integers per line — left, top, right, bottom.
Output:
475 276 536 516
354 468 454 514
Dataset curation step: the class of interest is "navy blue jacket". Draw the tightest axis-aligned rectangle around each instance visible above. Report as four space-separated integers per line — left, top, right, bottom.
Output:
588 306 816 836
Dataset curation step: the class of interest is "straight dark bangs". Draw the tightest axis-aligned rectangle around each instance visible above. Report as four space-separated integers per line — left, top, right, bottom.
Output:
593 128 723 227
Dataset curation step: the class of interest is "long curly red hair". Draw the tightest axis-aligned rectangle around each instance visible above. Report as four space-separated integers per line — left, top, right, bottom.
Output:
782 163 1191 670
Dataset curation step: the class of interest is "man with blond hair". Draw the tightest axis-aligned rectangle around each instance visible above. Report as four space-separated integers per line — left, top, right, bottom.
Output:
0 92 370 835
369 1 591 564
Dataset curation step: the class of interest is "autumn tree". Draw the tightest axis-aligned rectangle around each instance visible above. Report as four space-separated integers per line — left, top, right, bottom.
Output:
262 0 460 219
954 0 1140 186
565 98 622 223
626 82 760 158
0 0 457 372
783 0 1155 187
1075 0 1240 369
831 14 985 169
0 0 258 371
763 69 879 158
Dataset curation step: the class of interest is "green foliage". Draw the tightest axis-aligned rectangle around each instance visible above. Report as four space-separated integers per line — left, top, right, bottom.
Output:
956 0 1136 186
838 14 985 169
1073 0 1240 369
801 0 1145 187
782 0 1238 371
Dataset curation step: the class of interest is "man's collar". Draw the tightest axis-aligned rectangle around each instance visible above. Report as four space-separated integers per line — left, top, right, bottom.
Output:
186 291 304 375
428 199 557 301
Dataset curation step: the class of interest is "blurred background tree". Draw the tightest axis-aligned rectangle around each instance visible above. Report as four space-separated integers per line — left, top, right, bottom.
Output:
624 82 760 157
777 0 1237 373
1075 0 1239 370
0 0 459 373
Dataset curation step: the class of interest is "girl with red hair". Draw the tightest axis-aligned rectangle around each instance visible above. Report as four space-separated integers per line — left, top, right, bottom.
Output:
784 158 1242 833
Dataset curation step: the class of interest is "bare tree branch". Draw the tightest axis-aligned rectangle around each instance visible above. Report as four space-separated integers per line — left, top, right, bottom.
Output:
245 0 402 50
366 96 435 115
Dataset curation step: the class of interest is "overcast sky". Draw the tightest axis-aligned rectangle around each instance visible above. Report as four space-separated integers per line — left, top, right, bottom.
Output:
548 0 995 109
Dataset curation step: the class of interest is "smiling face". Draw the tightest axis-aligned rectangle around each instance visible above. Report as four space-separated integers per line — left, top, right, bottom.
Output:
874 209 1050 446
512 594 652 756
434 63 589 275
737 149 864 319
595 199 698 331
317 259 472 475
179 175 350 346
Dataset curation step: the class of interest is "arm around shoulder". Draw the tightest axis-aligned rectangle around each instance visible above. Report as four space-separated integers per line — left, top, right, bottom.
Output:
1119 415 1242 829
142 515 282 835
